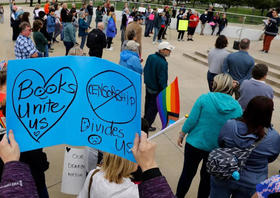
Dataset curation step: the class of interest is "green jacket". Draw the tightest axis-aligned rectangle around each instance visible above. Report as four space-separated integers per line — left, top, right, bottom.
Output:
144 52 168 92
33 31 48 53
63 22 76 43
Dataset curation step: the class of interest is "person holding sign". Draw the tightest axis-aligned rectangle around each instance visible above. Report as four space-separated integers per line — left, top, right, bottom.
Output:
187 11 199 41
177 10 187 41
132 131 175 198
0 131 39 198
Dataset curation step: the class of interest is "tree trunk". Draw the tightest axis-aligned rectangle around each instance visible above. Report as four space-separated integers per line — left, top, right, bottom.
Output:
261 8 264 16
192 0 196 8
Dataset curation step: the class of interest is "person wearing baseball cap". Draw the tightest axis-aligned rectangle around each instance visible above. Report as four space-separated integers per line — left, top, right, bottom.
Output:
143 42 174 132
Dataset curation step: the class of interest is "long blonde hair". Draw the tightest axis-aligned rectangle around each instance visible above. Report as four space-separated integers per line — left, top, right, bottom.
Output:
101 153 135 184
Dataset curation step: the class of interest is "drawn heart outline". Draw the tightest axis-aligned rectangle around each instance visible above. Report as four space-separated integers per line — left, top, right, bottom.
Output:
12 67 78 142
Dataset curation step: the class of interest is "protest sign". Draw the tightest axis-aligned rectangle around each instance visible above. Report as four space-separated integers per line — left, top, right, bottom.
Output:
6 56 141 162
178 20 189 31
61 147 87 195
138 7 146 13
158 8 164 13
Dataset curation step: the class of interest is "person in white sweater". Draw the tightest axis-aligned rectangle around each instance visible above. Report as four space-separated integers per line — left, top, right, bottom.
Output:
78 152 139 198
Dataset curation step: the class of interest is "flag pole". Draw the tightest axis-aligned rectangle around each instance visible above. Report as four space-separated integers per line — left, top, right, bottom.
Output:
148 114 188 140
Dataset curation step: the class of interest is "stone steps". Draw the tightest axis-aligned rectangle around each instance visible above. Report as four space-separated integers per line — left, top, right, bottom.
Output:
183 50 280 97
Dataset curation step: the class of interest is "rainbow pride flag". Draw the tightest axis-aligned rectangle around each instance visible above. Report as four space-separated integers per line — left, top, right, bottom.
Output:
156 77 180 129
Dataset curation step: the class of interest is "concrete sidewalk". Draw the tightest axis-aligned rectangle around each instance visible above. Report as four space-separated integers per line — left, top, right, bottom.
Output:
1 5 280 197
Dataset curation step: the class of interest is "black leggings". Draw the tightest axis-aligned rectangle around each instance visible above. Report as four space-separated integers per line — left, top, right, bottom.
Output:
158 27 165 40
107 37 113 48
176 143 210 198
178 31 185 40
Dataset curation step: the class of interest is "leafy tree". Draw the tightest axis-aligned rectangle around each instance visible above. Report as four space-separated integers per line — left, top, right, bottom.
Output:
247 0 273 15
214 0 243 11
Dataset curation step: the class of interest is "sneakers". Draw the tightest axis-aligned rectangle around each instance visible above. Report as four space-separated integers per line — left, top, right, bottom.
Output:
153 41 156 44
148 127 156 132
177 39 181 41
106 47 113 51
181 39 185 41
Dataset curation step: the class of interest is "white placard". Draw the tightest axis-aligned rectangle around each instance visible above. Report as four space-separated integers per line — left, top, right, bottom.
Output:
138 7 146 13
34 8 44 18
85 147 98 173
61 147 87 195
158 8 164 13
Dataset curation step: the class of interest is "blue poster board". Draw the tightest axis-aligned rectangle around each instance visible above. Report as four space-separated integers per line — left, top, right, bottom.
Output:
6 56 141 162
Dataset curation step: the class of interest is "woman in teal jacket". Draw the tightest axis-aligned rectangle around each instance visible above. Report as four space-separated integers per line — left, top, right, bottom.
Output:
176 74 242 198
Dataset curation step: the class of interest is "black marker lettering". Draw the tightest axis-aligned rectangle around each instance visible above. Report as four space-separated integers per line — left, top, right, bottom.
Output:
18 79 33 100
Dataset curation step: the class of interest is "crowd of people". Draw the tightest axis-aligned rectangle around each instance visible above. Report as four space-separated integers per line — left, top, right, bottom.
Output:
0 1 280 198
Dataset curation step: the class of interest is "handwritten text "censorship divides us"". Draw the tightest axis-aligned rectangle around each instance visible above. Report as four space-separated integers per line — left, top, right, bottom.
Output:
87 84 136 106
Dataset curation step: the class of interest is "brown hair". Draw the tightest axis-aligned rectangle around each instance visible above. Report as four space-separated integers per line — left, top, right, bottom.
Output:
32 19 43 32
215 35 228 49
252 64 268 80
241 96 273 140
101 153 135 184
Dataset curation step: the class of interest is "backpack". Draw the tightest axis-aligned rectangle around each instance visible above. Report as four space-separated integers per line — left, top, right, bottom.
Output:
206 128 267 180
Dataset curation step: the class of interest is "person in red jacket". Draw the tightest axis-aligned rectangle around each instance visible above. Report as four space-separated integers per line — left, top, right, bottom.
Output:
187 11 199 41
44 0 49 15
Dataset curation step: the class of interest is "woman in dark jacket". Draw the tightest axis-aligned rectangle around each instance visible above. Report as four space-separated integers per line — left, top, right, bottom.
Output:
78 12 89 50
95 6 103 28
210 96 280 198
176 10 187 41
120 8 129 44
217 13 228 36
210 12 220 35
262 10 280 53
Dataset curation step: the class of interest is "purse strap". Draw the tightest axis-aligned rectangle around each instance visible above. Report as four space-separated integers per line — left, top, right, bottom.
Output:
88 169 100 198
248 127 268 151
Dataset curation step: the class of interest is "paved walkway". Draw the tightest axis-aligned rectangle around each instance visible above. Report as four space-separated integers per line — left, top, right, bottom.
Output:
1 5 280 197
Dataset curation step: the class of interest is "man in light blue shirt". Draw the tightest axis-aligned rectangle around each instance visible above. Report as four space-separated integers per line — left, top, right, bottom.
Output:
222 38 255 99
238 64 274 110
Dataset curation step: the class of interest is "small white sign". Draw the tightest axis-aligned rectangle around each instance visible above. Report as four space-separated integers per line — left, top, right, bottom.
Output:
138 7 146 13
158 8 164 13
61 147 87 195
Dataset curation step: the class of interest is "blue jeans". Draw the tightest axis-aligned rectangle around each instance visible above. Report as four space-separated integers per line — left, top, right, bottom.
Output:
153 27 159 42
80 35 87 50
144 20 153 36
210 176 256 198
44 45 49 57
61 22 66 41
87 15 93 26
207 71 217 91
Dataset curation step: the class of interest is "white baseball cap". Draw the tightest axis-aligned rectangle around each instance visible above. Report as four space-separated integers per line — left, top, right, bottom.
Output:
158 42 175 51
